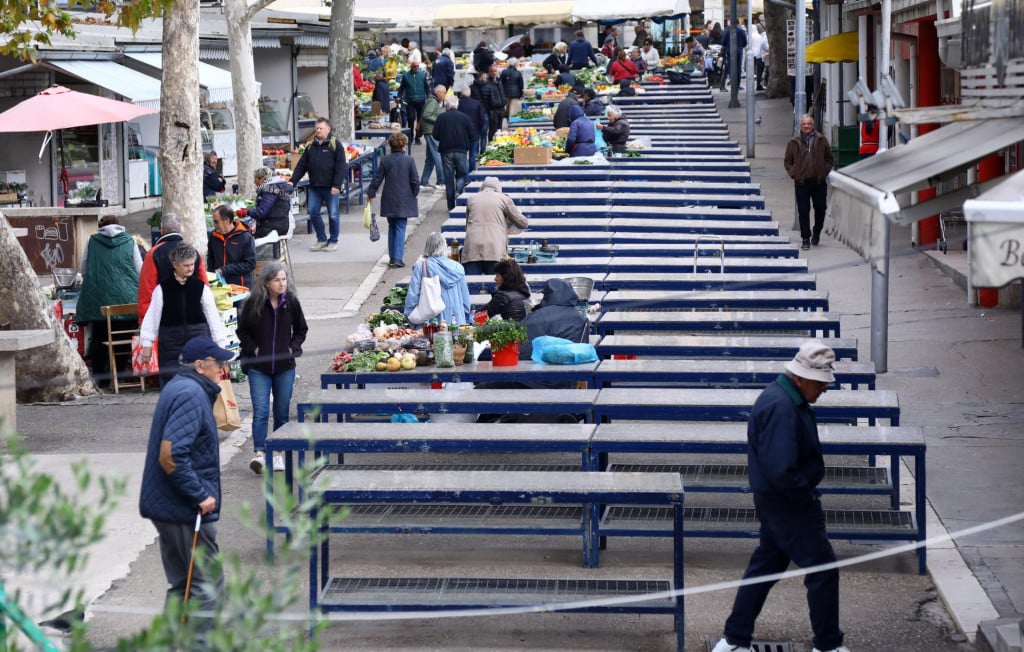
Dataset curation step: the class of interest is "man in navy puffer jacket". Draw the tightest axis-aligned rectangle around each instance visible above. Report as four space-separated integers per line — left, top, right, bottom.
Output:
139 336 234 620
713 341 848 652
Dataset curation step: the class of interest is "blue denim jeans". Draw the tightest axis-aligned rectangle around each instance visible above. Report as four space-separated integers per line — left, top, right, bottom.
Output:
468 139 480 173
247 367 296 452
420 135 445 185
479 115 490 151
306 186 340 244
441 150 468 211
387 217 408 263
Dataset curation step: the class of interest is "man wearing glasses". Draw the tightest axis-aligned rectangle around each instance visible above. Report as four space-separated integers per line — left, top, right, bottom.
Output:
139 336 235 629
713 341 849 652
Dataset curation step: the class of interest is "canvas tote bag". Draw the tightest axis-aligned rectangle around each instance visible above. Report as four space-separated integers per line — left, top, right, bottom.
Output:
408 260 445 324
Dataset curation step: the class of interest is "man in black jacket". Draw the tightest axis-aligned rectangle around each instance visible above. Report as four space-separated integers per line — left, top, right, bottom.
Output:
289 117 346 252
486 63 507 139
458 87 487 173
470 72 499 146
553 91 581 129
472 41 495 75
432 97 474 211
500 59 525 121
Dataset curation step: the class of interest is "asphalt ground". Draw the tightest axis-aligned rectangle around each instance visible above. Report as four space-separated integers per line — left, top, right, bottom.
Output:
11 88 1023 651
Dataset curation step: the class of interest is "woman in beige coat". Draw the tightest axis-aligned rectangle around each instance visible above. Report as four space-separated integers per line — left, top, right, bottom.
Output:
460 176 529 276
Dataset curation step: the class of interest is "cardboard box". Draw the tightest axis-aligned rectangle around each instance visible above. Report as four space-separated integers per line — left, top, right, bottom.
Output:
513 146 552 165
275 154 288 169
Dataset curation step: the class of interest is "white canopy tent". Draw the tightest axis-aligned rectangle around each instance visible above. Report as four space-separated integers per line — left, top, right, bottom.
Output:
572 0 691 22
963 169 1024 289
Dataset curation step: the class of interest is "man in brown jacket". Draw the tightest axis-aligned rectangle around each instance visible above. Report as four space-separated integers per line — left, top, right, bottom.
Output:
784 114 834 250
461 176 529 276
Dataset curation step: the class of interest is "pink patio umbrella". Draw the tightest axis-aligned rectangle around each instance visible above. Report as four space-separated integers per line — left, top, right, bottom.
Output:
0 85 158 133
0 85 158 199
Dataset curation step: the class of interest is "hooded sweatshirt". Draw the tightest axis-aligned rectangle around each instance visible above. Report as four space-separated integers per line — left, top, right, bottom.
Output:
403 255 473 325
565 105 597 157
520 278 588 359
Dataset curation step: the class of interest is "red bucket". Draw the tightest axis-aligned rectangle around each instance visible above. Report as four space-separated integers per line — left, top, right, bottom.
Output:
491 343 520 367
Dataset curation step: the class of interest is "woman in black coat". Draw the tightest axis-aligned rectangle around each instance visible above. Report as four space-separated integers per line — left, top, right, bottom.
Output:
366 131 419 268
482 258 530 321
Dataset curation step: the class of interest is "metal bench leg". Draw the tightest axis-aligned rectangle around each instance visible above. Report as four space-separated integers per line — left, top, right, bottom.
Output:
673 501 685 652
915 452 927 575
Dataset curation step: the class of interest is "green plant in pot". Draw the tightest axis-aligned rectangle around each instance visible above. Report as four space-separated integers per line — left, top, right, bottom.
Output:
474 319 527 366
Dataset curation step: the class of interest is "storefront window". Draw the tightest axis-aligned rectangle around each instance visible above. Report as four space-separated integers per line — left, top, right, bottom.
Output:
60 125 99 192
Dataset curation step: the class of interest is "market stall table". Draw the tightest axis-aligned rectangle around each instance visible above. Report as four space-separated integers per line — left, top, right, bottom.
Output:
597 289 829 311
599 272 817 291
454 192 765 209
594 334 858 361
321 360 598 389
460 180 762 197
594 310 841 337
448 205 772 222
593 357 872 388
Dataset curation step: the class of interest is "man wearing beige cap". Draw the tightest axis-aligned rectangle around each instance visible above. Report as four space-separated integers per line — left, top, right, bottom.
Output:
713 341 849 652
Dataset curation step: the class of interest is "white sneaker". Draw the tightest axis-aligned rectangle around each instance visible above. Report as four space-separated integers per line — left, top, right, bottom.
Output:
272 453 285 472
712 639 751 652
324 243 338 252
249 453 265 475
813 647 850 652
310 241 328 251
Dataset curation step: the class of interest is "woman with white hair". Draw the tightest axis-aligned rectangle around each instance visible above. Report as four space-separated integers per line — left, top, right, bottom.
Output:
403 232 472 325
597 105 631 154
543 42 569 73
407 40 422 64
462 176 529 276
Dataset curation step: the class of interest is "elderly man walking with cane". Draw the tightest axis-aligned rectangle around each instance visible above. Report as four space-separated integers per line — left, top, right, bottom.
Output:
139 336 233 638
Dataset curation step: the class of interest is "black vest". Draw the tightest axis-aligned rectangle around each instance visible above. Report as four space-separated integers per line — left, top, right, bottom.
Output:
159 276 207 327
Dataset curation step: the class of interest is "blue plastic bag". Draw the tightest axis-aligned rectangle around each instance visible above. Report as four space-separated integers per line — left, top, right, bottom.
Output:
530 336 599 365
391 413 423 423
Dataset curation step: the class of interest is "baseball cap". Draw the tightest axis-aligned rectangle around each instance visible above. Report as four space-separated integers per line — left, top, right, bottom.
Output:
180 336 235 363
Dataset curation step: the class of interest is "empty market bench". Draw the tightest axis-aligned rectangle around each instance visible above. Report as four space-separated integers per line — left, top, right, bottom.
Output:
297 388 599 423
307 469 686 650
263 421 596 555
586 423 928 574
594 310 842 337
597 290 829 311
594 335 859 361
593 387 900 426
593 358 875 389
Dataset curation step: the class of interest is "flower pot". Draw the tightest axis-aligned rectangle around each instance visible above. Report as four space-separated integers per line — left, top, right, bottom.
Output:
491 342 520 367
453 344 467 366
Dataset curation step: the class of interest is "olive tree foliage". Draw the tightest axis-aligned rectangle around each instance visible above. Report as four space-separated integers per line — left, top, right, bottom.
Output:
224 0 281 197
328 0 356 140
0 0 172 61
0 435 327 651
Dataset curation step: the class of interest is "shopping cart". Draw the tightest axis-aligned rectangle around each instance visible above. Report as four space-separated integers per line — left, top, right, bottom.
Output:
938 209 967 254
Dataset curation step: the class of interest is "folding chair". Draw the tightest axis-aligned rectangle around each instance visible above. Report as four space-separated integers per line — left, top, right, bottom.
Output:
100 303 146 394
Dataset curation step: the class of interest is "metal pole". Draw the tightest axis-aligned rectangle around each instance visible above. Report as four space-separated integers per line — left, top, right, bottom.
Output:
870 0 892 372
728 0 740 108
746 48 756 157
794 0 807 130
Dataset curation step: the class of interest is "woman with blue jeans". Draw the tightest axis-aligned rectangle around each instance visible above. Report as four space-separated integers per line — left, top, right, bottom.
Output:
366 131 420 268
236 262 308 474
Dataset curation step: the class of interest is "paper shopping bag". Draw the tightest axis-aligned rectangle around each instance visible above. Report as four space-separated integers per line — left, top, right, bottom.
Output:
213 379 241 431
130 335 159 376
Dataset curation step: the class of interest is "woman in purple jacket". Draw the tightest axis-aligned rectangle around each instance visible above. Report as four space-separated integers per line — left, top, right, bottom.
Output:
366 131 420 268
237 261 308 474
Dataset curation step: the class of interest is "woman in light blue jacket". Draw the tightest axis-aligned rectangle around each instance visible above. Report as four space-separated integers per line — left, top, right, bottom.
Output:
404 232 473 325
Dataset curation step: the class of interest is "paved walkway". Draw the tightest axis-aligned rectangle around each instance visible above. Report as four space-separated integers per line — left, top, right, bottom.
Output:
9 90 1022 651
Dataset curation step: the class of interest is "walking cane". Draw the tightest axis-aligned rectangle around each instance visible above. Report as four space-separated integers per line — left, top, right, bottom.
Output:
181 511 202 625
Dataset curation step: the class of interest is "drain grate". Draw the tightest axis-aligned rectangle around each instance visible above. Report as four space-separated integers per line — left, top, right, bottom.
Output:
705 642 793 652
322 577 675 608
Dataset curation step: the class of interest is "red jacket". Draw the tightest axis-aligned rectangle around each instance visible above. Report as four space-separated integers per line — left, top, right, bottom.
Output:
609 59 638 83
137 234 208 323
